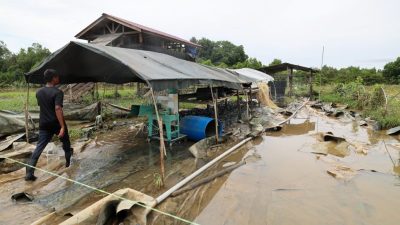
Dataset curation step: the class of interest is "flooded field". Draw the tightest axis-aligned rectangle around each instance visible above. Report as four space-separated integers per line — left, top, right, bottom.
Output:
153 106 400 225
1 105 399 225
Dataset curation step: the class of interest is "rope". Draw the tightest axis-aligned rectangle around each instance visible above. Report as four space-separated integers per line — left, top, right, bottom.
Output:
3 157 199 225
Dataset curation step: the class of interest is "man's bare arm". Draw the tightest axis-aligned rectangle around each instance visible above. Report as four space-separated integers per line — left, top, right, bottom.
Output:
55 105 65 137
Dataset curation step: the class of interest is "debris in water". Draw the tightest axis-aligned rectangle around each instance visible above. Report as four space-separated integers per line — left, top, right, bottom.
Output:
326 165 356 180
0 133 26 152
387 126 400 135
358 120 368 126
11 192 34 203
318 132 346 142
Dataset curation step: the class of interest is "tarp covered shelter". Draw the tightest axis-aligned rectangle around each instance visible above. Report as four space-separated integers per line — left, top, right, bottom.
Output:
26 41 243 91
229 68 274 83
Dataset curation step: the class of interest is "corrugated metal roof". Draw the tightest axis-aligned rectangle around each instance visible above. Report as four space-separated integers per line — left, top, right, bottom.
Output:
75 13 201 48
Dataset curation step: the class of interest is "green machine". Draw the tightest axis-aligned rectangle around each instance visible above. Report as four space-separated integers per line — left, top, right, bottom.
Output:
131 89 185 145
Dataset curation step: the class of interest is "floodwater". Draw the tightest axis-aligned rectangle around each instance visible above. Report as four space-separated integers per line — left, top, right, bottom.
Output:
151 106 400 225
1 105 400 225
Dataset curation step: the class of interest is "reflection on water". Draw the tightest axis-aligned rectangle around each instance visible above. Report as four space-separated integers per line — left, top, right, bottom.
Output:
192 108 400 225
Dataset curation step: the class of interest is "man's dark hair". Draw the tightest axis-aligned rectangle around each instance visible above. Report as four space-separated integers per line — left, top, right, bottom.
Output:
43 69 58 82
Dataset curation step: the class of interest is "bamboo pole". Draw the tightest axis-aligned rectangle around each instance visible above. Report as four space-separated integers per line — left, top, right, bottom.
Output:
210 85 219 143
171 161 246 197
156 137 252 203
24 82 30 143
150 88 166 182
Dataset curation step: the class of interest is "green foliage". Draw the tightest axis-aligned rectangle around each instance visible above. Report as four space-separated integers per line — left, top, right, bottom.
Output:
233 57 263 69
269 58 282 66
68 128 84 140
0 89 39 112
153 172 164 189
0 41 51 87
320 83 400 129
192 37 249 67
319 65 384 85
0 41 12 72
383 57 400 84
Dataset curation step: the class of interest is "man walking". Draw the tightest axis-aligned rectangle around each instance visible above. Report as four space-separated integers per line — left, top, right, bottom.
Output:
25 69 73 181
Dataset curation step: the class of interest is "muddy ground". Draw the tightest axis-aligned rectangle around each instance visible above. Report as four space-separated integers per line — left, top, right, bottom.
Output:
1 104 400 225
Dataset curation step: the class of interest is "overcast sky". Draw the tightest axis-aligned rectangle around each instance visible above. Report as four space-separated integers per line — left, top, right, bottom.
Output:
0 0 399 69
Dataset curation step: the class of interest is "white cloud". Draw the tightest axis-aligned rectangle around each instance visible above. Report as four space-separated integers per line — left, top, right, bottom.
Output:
0 0 399 68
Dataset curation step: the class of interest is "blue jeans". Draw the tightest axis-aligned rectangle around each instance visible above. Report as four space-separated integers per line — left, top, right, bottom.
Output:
26 127 72 177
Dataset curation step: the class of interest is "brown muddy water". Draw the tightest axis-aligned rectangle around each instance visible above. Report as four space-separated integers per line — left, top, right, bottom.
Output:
1 105 400 225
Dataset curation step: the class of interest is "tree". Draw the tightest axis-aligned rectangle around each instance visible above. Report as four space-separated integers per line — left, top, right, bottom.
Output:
0 41 51 86
269 58 282 66
383 57 400 84
233 57 263 69
0 41 12 72
194 37 248 67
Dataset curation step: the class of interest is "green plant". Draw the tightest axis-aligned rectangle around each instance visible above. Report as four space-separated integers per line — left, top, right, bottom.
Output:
153 172 164 189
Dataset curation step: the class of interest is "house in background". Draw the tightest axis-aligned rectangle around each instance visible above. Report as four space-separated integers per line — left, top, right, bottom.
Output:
75 13 201 61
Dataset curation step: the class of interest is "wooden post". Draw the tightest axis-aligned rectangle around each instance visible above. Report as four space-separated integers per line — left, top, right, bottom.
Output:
249 86 252 111
210 85 219 143
245 91 249 119
136 83 141 95
114 84 119 98
91 83 95 101
236 89 241 120
69 84 72 101
150 88 166 183
309 72 313 99
139 33 144 45
24 83 30 143
95 82 99 101
288 68 293 97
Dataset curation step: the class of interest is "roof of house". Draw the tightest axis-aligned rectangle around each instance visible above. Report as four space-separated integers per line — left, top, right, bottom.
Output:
75 13 201 48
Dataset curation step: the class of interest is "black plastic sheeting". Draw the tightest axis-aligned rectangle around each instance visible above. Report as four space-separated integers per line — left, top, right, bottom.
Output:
26 42 243 91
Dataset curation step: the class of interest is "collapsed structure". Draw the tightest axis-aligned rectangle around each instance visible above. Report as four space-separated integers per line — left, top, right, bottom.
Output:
24 13 277 185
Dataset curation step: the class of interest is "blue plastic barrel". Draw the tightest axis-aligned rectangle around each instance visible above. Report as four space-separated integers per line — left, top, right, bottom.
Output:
180 116 223 141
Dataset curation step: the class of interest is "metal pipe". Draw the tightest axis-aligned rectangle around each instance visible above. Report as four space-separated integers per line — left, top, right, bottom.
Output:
155 137 252 204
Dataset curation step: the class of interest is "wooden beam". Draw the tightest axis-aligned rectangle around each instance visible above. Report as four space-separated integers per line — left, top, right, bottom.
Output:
236 90 241 120
105 24 112 33
24 83 30 143
288 68 293 97
151 88 166 183
139 32 143 44
309 72 313 99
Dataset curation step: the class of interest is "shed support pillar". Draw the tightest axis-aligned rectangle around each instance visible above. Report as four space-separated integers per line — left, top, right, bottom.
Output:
236 90 241 120
288 68 293 97
309 72 313 99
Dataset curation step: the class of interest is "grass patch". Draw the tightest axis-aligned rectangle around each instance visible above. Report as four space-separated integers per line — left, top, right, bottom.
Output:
68 127 85 140
0 88 39 112
319 83 400 129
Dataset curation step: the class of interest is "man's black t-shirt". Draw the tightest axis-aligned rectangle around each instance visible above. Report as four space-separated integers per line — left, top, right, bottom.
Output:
36 86 64 130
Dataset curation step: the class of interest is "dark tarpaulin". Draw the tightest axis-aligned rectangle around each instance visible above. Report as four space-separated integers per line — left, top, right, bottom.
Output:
26 42 243 91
